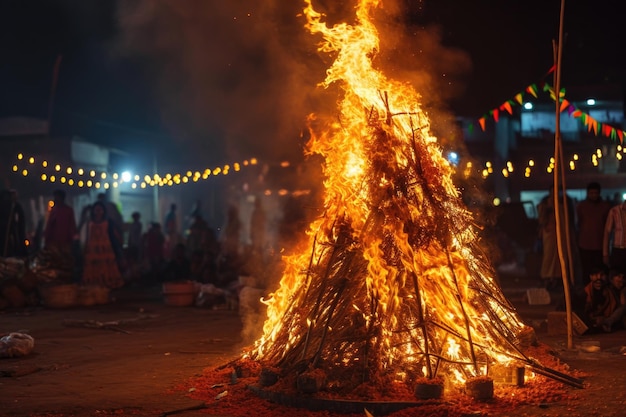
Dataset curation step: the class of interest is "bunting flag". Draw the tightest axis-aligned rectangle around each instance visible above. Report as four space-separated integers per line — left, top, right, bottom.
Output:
526 84 538 98
465 70 626 145
501 101 513 115
478 117 486 131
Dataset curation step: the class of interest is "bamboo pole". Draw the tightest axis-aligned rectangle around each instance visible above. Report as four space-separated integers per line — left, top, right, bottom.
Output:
552 0 574 350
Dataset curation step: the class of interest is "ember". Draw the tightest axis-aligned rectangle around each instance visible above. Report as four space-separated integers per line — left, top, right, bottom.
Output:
179 342 585 417
190 0 583 413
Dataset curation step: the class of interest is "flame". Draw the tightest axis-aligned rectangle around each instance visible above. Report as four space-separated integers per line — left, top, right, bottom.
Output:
249 0 530 392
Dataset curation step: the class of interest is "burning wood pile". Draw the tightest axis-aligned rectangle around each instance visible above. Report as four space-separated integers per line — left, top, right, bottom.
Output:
220 0 582 411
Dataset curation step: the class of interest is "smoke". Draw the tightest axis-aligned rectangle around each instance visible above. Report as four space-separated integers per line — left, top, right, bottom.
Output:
113 0 474 164
113 0 327 166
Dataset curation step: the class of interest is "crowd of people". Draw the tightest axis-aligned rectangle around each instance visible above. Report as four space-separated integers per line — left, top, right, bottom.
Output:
0 188 273 302
535 181 626 333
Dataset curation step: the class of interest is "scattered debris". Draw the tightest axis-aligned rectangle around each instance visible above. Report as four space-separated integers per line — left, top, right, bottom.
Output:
61 314 158 334
215 390 228 400
0 332 34 358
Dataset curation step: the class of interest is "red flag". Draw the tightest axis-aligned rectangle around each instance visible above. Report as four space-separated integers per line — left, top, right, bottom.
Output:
492 109 500 122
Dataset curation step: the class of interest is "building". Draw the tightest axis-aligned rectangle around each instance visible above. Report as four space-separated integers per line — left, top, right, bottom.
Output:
460 83 625 215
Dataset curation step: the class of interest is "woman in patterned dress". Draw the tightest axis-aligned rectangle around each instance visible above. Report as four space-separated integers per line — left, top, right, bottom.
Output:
82 201 124 289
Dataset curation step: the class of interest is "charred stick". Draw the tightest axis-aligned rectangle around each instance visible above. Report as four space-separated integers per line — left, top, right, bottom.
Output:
527 360 584 385
312 275 349 368
300 234 324 361
528 366 584 389
444 246 479 374
410 271 433 378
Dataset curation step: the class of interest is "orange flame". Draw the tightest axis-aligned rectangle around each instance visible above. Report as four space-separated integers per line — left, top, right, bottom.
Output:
249 0 530 389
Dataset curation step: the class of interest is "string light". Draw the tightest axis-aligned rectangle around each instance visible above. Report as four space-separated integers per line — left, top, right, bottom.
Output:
10 153 258 189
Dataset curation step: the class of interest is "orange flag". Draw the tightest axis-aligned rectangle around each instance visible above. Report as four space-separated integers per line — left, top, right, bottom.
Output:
572 110 583 118
559 99 569 113
526 85 538 98
501 101 513 115
479 117 486 131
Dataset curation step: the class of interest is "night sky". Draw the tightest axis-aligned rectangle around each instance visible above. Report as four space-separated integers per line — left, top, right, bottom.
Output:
0 0 623 166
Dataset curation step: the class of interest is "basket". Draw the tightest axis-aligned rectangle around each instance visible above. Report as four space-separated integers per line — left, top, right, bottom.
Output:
162 281 196 307
39 284 78 309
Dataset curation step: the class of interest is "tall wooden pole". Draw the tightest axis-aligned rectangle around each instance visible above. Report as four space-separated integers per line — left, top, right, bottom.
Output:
553 0 574 349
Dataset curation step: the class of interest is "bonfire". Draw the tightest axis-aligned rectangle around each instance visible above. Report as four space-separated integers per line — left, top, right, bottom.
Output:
234 0 580 409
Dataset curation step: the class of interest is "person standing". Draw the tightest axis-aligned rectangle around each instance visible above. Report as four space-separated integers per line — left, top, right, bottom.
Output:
127 211 143 258
126 211 143 283
82 202 124 289
0 189 27 257
163 203 182 259
187 213 208 255
143 222 165 283
164 203 178 237
537 188 579 290
43 189 77 253
577 182 612 285
96 193 124 245
603 197 626 272
186 199 203 232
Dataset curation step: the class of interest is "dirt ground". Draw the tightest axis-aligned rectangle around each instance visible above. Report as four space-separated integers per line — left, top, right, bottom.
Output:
1 281 626 417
